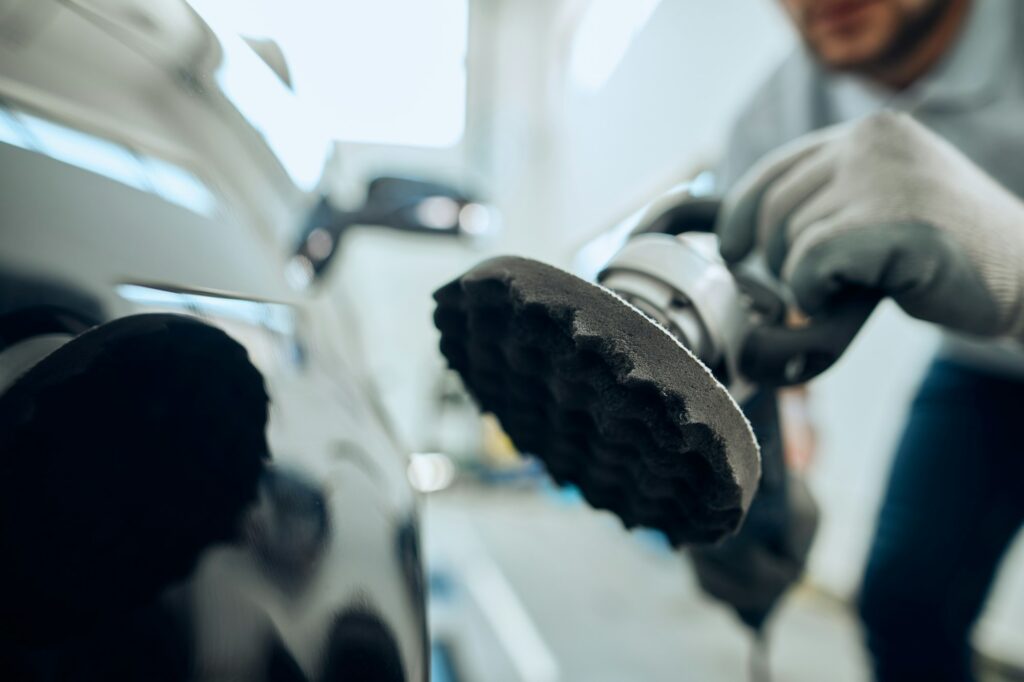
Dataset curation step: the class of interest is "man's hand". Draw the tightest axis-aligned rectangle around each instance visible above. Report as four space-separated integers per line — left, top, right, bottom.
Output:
716 111 1024 340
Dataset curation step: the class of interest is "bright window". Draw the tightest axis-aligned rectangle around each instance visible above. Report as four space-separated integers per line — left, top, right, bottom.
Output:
207 0 469 148
568 0 661 93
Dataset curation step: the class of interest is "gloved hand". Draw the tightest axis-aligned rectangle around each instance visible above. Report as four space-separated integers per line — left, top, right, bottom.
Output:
716 111 1024 340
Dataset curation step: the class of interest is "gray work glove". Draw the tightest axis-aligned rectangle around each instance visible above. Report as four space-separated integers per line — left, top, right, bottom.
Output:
716 111 1024 340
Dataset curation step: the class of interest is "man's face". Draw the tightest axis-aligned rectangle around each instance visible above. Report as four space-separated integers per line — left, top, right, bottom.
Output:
778 0 952 70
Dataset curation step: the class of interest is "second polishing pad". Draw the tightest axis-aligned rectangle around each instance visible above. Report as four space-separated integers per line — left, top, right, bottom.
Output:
433 256 760 545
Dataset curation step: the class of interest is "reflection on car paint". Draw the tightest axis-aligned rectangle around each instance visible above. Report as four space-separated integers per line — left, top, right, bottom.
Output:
116 283 304 374
187 0 331 192
0 106 218 217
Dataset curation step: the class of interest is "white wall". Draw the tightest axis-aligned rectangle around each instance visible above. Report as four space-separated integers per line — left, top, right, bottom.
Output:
554 0 793 257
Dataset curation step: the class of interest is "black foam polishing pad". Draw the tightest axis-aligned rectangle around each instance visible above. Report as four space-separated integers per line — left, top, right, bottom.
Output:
0 313 269 645
433 256 760 545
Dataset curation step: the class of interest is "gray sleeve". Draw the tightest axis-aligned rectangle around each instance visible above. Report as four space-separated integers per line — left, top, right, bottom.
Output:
715 50 825 193
716 110 773 193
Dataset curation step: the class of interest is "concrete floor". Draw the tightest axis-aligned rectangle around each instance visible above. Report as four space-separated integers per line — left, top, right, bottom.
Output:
424 483 870 682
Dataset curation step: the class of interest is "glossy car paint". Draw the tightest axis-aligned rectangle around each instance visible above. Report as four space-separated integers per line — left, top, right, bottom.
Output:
0 0 427 678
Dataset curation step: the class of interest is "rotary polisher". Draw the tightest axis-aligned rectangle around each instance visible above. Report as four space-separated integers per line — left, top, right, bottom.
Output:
433 194 876 545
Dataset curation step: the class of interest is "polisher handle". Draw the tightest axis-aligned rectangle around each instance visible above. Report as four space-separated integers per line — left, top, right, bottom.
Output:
739 290 880 386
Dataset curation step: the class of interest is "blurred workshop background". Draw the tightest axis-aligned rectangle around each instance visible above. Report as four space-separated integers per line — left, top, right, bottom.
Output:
3 0 1022 679
205 0 1024 680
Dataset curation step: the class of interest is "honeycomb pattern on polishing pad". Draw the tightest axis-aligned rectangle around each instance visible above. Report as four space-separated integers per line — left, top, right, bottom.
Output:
433 256 760 545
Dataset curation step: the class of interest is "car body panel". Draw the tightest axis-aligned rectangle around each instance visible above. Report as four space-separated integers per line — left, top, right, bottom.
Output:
0 0 427 678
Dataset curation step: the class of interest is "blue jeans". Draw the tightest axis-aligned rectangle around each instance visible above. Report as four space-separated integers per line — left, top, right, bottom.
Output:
858 359 1024 681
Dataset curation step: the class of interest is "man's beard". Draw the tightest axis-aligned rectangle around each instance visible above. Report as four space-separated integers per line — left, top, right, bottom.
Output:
809 0 959 74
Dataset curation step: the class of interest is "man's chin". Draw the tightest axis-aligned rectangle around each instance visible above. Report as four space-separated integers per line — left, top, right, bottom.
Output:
806 38 893 73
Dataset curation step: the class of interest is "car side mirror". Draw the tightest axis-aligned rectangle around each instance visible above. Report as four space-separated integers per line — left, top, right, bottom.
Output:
361 176 494 236
291 176 497 285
